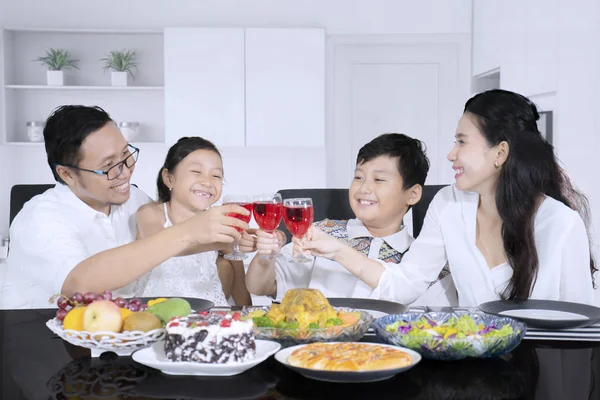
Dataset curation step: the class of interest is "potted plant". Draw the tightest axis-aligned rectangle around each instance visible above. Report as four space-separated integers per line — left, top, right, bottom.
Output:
34 48 79 86
101 49 139 86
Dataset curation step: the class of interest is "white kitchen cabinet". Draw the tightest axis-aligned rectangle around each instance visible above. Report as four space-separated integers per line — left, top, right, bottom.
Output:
164 27 325 148
245 28 325 147
164 27 245 147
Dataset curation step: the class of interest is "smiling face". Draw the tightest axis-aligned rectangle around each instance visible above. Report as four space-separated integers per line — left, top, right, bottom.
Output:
349 155 420 235
447 113 504 195
162 149 223 212
56 122 134 214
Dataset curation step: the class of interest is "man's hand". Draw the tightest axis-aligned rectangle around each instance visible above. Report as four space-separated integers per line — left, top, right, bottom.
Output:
183 204 249 245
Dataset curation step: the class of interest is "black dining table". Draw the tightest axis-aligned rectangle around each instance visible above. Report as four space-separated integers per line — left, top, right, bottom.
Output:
1 307 600 400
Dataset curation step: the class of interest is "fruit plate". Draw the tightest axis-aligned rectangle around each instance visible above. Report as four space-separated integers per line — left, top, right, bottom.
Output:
132 340 281 376
244 307 374 348
46 318 166 357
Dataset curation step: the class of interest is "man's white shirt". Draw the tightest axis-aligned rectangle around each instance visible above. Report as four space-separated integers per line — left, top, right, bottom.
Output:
0 183 152 309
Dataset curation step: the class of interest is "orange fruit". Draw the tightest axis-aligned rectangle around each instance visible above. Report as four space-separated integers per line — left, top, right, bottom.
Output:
120 308 133 321
63 307 86 331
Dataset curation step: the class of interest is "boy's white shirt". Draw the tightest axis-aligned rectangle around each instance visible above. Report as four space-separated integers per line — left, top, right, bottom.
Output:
273 218 458 306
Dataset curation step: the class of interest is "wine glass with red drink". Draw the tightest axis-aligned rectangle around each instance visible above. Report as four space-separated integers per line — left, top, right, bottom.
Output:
253 193 284 259
283 198 314 263
222 194 253 260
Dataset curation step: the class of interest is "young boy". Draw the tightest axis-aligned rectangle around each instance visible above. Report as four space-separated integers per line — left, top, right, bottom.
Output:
245 133 456 306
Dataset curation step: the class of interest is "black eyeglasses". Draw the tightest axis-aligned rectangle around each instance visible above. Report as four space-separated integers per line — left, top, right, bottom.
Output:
59 144 140 181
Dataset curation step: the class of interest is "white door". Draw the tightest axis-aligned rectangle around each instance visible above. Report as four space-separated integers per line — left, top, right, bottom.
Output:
328 36 470 188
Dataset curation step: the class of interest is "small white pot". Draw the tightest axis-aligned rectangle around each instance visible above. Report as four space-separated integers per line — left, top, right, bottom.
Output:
111 71 128 86
26 121 45 142
119 122 140 141
47 70 64 86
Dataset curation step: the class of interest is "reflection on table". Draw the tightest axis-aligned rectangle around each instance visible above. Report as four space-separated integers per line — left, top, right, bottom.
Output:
2 309 600 400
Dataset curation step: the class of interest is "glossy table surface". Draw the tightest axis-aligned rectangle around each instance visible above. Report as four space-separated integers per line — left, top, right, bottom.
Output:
1 308 600 400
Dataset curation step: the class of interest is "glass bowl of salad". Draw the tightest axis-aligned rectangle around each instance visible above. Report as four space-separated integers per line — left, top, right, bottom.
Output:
373 312 527 360
242 306 373 348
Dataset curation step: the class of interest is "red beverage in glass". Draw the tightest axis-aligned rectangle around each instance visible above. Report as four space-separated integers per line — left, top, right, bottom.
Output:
226 202 253 232
283 205 314 237
253 202 283 232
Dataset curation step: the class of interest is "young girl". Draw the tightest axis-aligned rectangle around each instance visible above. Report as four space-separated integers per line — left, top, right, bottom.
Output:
297 89 596 306
134 137 252 306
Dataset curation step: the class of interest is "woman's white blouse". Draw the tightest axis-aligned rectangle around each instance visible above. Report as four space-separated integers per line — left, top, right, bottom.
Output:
370 185 595 306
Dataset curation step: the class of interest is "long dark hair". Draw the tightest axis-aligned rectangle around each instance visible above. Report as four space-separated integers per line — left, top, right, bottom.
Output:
157 136 222 203
464 89 596 300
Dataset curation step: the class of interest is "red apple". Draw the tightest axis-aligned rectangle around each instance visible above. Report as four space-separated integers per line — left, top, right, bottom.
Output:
82 300 123 335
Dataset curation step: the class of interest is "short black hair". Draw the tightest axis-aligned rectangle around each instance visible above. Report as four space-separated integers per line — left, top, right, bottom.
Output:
157 136 222 203
44 105 114 184
356 133 430 189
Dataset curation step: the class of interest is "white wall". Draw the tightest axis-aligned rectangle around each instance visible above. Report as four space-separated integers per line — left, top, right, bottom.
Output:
473 0 600 235
0 0 472 235
473 0 600 303
0 0 471 34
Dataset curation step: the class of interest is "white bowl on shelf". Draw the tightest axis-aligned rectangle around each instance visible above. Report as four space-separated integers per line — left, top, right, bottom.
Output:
119 121 140 142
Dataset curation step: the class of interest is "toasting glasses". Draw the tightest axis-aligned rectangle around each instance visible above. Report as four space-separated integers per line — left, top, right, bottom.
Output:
222 194 253 261
253 193 284 259
283 198 314 263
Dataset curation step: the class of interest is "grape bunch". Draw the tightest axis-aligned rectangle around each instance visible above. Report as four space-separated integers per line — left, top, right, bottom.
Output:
54 290 148 321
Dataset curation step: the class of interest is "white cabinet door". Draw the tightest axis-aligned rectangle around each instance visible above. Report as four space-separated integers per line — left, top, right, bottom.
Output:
164 28 245 147
245 28 325 147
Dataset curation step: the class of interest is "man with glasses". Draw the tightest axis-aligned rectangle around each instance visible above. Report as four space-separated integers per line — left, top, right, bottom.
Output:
1 105 249 309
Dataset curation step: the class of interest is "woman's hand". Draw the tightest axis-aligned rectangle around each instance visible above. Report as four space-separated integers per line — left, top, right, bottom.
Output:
293 226 345 260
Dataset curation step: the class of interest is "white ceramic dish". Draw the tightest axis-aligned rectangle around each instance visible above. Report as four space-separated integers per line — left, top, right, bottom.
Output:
132 340 281 376
46 318 165 357
274 342 421 383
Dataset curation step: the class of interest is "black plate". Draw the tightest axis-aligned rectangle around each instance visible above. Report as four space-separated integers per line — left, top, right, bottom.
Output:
327 298 407 315
138 297 214 312
478 299 600 329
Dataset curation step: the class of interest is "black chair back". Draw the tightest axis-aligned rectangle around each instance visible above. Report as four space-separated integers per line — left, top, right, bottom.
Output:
9 184 56 226
277 188 355 242
412 184 448 238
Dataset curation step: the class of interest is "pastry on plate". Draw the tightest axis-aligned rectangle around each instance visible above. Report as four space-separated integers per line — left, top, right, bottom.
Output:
287 342 412 371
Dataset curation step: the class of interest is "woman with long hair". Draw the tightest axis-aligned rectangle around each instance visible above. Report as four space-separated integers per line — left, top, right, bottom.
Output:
299 89 596 305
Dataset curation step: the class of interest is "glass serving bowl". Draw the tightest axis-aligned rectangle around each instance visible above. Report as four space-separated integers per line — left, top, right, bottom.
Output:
243 306 373 348
373 311 527 360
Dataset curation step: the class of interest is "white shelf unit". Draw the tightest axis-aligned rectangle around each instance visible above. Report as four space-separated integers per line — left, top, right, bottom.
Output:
1 29 165 144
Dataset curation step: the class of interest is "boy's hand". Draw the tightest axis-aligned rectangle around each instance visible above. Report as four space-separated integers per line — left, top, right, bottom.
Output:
293 226 344 260
256 229 285 256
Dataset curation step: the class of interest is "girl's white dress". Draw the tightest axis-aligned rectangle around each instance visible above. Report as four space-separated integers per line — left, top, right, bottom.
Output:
134 203 228 306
